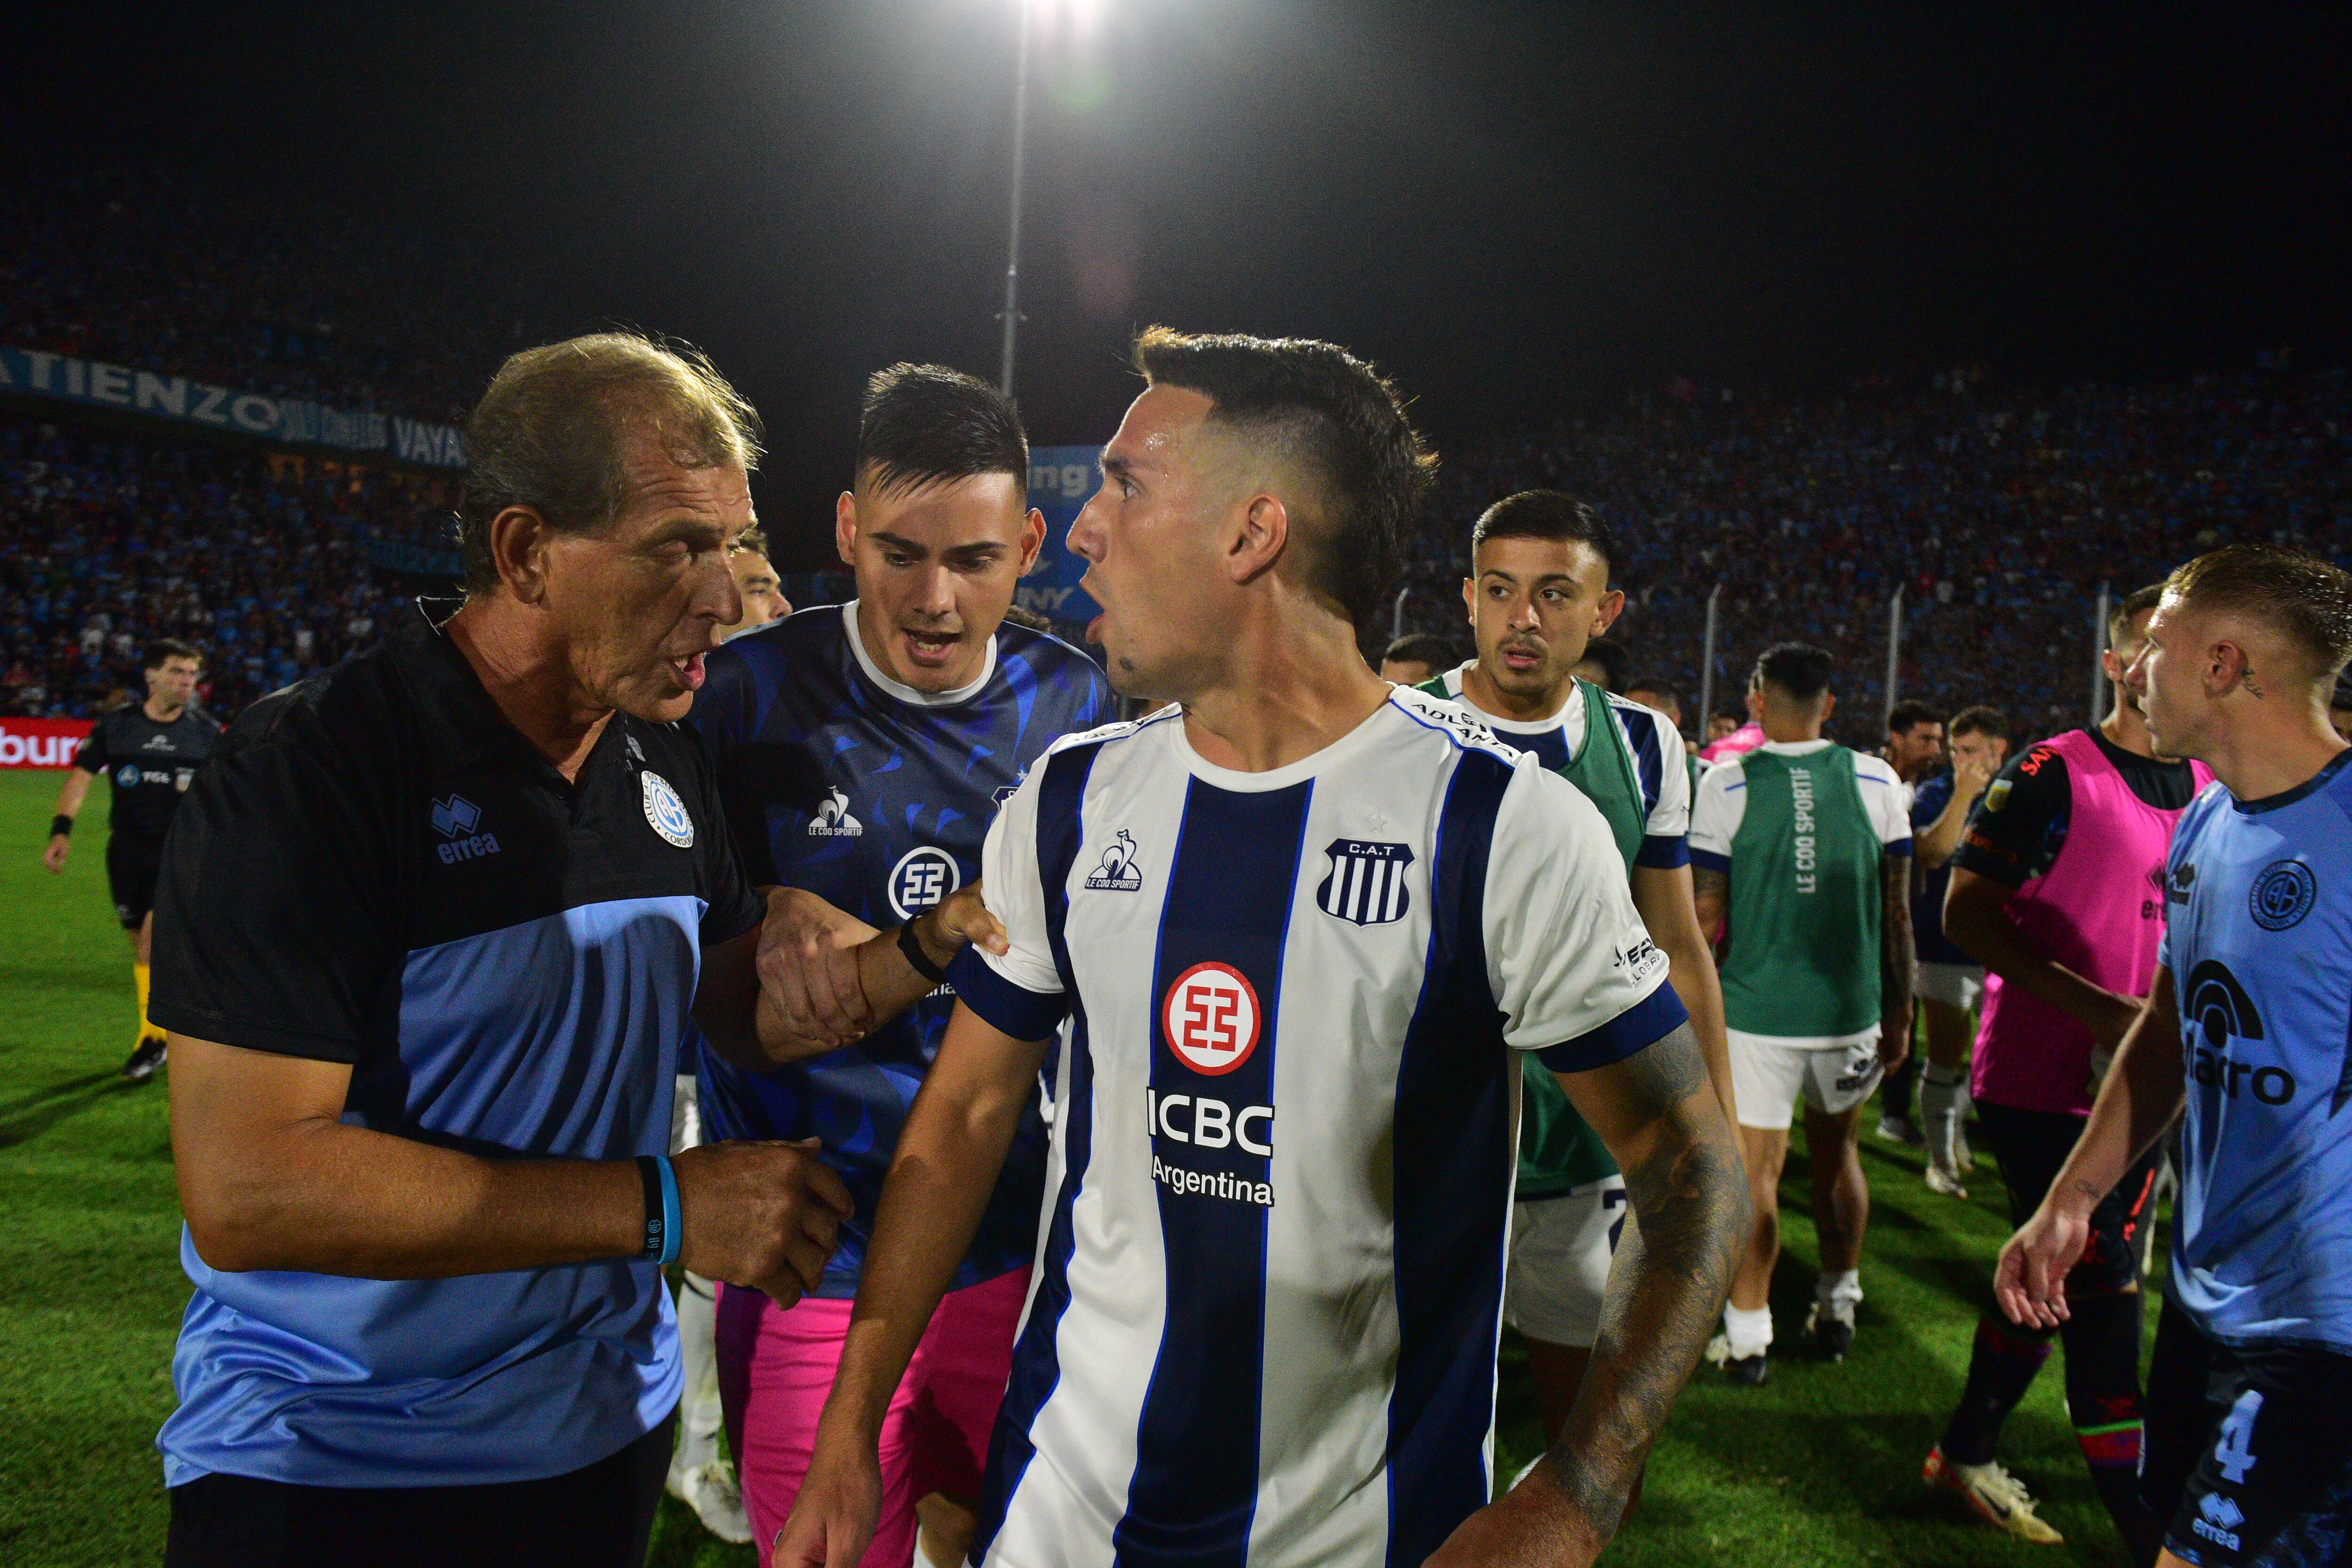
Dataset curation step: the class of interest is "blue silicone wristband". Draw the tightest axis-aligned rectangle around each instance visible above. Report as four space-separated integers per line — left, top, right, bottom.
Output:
655 1154 682 1268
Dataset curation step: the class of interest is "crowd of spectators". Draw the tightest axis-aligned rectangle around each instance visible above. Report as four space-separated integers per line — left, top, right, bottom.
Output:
0 414 444 718
1398 366 2352 747
0 166 535 423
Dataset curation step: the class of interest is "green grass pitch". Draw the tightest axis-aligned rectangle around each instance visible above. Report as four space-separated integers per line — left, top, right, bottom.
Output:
0 767 2136 1565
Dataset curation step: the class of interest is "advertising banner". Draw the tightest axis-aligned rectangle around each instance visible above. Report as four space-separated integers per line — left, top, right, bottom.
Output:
1019 445 1103 627
0 345 466 470
0 717 94 769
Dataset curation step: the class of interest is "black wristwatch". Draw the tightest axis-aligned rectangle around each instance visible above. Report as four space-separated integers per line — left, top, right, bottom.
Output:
897 915 951 985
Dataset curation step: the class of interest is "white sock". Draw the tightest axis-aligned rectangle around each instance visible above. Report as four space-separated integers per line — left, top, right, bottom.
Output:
672 1272 723 1474
1724 1303 1774 1355
1920 1065 1967 1167
1816 1269 1862 1320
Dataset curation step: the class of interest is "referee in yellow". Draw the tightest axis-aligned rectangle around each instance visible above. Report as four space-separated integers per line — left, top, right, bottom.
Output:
151 334 1000 1568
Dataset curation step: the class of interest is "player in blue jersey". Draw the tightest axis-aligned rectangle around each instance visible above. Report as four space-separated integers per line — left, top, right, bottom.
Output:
1906 703 2010 1194
1998 545 2352 1568
775 328 1747 1568
690 364 1113 1568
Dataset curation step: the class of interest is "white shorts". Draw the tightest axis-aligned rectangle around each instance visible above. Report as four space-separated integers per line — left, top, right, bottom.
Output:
1728 1033 1884 1130
1916 960 1985 1013
1505 1175 1628 1348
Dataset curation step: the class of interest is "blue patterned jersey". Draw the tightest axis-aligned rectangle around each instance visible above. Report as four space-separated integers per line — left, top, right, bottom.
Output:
690 601 1115 1296
1909 772 1970 965
2161 750 2352 1354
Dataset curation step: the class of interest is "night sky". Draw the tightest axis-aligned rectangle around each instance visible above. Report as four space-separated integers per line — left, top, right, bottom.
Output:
13 1 2347 569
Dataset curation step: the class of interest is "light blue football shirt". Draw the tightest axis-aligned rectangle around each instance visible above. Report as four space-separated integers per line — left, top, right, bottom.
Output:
2161 748 2352 1354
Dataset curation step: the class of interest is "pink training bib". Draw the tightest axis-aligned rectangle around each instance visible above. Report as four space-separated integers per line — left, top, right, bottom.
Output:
1973 728 2210 1116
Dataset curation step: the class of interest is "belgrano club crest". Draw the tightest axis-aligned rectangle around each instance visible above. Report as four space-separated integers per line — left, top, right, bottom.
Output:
1315 838 1414 926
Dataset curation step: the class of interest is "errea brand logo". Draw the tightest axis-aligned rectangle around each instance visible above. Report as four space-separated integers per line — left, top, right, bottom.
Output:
431 795 501 864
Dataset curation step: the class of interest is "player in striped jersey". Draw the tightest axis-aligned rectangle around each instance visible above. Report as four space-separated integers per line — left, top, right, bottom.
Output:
1416 490 1733 1452
774 328 1748 1568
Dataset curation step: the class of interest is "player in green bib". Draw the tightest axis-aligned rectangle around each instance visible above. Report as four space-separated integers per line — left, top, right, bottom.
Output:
1415 490 1732 1450
1690 643 1915 1382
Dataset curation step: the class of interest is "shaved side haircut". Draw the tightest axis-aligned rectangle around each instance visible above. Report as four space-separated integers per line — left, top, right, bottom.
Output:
2161 544 2352 684
1130 326 1435 630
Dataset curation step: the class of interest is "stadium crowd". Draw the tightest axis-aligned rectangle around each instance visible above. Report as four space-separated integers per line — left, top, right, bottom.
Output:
0 166 535 422
1401 367 2352 744
0 415 431 718
10 366 2348 740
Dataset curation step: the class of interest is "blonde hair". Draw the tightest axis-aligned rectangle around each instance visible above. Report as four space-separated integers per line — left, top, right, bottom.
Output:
458 331 763 592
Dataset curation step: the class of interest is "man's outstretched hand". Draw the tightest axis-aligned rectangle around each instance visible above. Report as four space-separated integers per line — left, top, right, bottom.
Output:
1993 1200 2092 1330
674 1138 854 1309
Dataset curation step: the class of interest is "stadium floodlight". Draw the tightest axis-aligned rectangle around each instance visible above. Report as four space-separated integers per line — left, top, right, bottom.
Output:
997 0 1035 397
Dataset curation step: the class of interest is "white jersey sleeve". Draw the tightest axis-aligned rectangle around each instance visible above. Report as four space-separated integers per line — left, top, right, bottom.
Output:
1645 710 1693 841
1484 758 1685 1071
948 751 1070 1041
1852 753 1915 853
1686 755 1747 869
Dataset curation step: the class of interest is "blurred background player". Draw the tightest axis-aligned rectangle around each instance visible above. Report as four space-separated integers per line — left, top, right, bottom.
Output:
1923 585 2208 1555
665 527 794 1542
1903 705 2010 1195
41 638 217 1082
1419 489 1732 1454
1622 679 1685 738
1692 642 1914 1381
1378 631 1457 686
689 363 1112 1567
2000 544 2352 1568
718 524 793 640
1571 631 1629 694
1872 699 1945 1149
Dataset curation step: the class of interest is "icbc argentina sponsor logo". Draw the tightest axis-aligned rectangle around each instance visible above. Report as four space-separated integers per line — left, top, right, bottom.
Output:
0 718 93 769
1150 960 1276 1207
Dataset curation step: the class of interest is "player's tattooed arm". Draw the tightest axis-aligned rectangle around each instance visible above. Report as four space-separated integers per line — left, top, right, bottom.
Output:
1429 1023 1746 1565
1689 865 1728 941
1879 852 1914 1067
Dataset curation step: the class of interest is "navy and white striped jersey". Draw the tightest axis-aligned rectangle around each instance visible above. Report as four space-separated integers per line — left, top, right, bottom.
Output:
1427 662 1691 869
945 685 1686 1568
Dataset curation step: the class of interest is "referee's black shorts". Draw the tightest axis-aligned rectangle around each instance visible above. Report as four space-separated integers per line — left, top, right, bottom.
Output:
162 1415 672 1568
106 834 167 931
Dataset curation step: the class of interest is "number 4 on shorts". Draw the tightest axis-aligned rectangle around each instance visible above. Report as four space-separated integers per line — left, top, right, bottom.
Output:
2215 1389 2264 1484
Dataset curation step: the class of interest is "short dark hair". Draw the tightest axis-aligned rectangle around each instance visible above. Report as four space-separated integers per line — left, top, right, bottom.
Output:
1576 634 1629 693
855 363 1028 498
737 523 771 558
1381 633 1457 671
1886 699 1943 736
2161 544 2352 679
460 332 763 594
144 638 202 671
1131 326 1435 630
1948 704 2010 741
1626 680 1678 708
1470 491 1617 581
2109 583 2165 646
1754 641 1833 702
